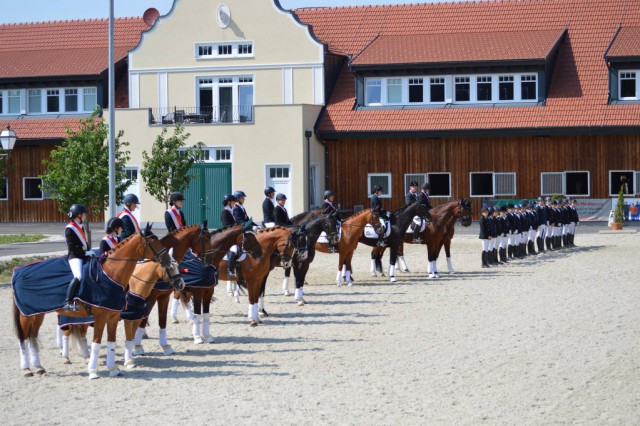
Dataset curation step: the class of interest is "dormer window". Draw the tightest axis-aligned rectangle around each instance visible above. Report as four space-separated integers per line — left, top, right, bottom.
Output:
195 41 254 59
430 78 445 102
620 71 637 100
499 76 514 101
455 77 471 102
408 78 424 103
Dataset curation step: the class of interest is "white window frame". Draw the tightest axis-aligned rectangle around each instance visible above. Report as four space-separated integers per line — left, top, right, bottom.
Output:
541 172 565 196
520 74 538 101
368 173 392 199
469 172 495 198
609 170 637 196
180 146 233 163
386 78 404 105
0 176 7 200
365 78 382 106
195 41 255 60
493 172 517 196
427 172 452 198
619 70 639 100
475 75 494 103
564 170 590 197
6 90 22 114
404 173 427 195
408 77 426 104
23 177 50 200
196 75 254 123
454 76 472 103
4 87 96 116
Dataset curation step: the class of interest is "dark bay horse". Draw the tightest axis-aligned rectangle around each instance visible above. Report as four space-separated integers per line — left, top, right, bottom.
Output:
361 202 428 283
315 209 384 286
13 225 173 378
401 200 473 278
259 213 340 314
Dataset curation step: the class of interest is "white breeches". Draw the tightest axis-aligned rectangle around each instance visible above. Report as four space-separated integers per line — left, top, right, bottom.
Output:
481 239 491 251
537 224 547 239
499 235 507 249
229 245 238 254
69 258 83 280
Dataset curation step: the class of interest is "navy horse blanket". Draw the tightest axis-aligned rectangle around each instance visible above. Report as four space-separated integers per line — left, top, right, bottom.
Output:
58 314 94 330
120 291 151 321
12 257 127 317
154 251 217 291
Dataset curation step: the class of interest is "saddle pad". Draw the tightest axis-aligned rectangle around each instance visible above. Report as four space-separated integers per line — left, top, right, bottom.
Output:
222 251 247 262
179 251 218 288
58 314 94 330
317 223 342 244
363 220 392 239
12 257 127 317
120 291 152 321
406 216 426 234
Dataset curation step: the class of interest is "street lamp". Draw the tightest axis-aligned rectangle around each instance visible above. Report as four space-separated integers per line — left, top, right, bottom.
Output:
0 125 17 152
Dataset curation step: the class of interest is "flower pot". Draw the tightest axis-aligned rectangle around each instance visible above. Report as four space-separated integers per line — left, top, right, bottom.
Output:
611 222 623 231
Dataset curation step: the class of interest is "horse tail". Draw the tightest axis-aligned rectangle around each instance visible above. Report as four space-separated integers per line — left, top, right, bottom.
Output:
13 298 25 342
178 290 191 310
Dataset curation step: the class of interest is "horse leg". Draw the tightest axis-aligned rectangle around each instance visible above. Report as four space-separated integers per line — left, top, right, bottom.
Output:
61 327 72 364
344 253 354 286
388 245 398 283
157 291 175 354
376 251 385 276
294 263 309 306
396 243 410 273
170 290 181 324
258 276 269 318
247 272 261 327
201 288 215 344
77 325 90 360
105 313 121 377
370 249 378 277
444 238 455 274
336 251 347 286
282 267 292 296
55 317 63 348
123 320 137 368
25 314 46 376
88 312 106 379
191 290 204 344
134 292 157 356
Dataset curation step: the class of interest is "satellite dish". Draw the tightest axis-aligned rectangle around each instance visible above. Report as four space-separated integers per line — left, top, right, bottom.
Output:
143 8 160 26
216 4 231 29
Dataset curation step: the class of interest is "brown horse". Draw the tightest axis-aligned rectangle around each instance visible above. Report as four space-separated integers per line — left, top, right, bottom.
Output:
13 224 172 378
315 209 384 286
400 200 473 278
219 226 298 326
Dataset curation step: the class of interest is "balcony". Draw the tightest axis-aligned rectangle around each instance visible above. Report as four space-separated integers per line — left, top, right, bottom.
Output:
148 106 254 126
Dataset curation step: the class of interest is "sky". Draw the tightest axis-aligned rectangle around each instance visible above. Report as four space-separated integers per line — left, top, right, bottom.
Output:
0 0 457 24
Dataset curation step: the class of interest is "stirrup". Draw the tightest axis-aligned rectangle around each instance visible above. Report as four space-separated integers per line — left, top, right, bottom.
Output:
413 238 422 244
64 302 79 312
226 270 237 279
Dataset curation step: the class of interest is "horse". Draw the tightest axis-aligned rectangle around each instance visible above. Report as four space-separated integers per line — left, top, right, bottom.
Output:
258 213 340 315
400 199 473 278
315 209 384 286
361 202 429 283
12 224 173 379
219 226 300 326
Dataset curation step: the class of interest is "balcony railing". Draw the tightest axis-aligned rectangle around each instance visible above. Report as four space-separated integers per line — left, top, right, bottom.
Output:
148 106 254 126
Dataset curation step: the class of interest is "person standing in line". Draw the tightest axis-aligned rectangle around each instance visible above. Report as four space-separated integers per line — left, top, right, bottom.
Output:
479 207 492 268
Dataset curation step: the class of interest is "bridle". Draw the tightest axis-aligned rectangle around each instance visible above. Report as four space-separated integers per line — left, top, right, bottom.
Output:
323 216 340 253
458 200 473 227
106 233 170 266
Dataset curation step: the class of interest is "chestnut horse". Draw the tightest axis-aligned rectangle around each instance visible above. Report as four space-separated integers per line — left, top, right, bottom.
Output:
13 224 172 378
362 202 429 283
219 226 300 326
400 200 473 278
315 209 384 286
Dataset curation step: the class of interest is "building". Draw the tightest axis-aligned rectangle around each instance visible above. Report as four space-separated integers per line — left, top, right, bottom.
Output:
0 18 150 222
114 0 332 227
294 0 640 215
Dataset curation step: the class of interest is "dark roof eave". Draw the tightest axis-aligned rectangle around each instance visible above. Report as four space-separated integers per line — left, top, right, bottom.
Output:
605 55 640 63
316 126 640 140
350 59 548 71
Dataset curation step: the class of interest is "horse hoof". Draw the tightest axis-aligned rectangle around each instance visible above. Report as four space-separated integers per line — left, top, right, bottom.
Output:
172 318 179 324
23 369 33 378
194 337 204 345
402 269 410 273
347 282 353 287
35 367 46 376
389 277 397 283
250 320 259 327
88 370 99 380
296 299 306 306
435 273 441 278
133 346 145 356
63 357 72 365
380 273 386 277
124 360 136 369
449 270 456 275
283 290 292 296
259 309 269 318
162 345 175 355
370 272 377 277
202 336 215 344
109 367 122 377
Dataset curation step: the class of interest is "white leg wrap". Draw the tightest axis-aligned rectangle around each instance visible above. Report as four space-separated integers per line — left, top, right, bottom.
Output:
192 314 202 337
88 342 101 377
185 301 195 321
370 259 377 276
61 335 70 358
227 281 233 294
201 313 214 343
398 256 408 272
134 327 145 346
106 342 116 370
124 340 134 365
345 270 352 286
388 264 397 282
282 277 290 295
56 326 63 348
28 338 42 368
294 288 302 300
19 341 30 370
159 328 168 347
79 337 89 359
252 304 259 321
447 257 455 273
247 305 253 319
336 270 342 285
341 264 347 277
170 298 180 320
258 297 265 310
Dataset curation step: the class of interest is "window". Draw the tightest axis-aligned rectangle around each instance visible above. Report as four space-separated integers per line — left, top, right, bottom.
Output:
470 173 494 197
494 172 516 196
124 168 138 182
609 171 635 195
198 45 213 57
8 90 20 114
0 177 7 200
541 172 564 195
46 89 60 112
430 78 445 102
470 172 516 197
368 173 391 198
565 171 589 196
366 79 382 105
238 44 252 55
83 88 97 112
23 178 49 200
218 44 233 55
0 92 2 114
428 173 452 197
215 148 231 161
196 42 254 59
521 75 537 100
404 173 427 194
454 77 470 102
387 78 402 104
499 76 514 101
408 78 424 103
269 167 290 179
28 90 41 113
620 71 637 99
477 76 492 101
65 89 78 112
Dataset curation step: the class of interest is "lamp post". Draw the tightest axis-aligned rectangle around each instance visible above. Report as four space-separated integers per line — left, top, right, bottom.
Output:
107 0 116 219
0 125 17 152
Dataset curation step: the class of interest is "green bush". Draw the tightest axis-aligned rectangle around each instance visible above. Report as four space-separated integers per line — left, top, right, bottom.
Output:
614 185 625 223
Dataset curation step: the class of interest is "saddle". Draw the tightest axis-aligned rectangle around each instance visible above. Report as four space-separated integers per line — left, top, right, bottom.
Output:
363 219 392 239
405 216 427 234
317 224 342 244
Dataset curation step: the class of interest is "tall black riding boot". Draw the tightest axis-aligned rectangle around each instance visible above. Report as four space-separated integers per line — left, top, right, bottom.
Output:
500 248 508 263
494 249 503 265
64 277 81 312
226 251 238 278
482 252 489 268
546 237 552 250
529 241 537 255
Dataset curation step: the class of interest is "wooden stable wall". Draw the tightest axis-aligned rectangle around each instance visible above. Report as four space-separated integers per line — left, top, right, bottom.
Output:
326 134 640 218
0 144 104 223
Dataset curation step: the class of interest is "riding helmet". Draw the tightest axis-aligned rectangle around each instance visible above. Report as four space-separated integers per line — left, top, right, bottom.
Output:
276 193 287 201
324 190 335 199
372 185 383 194
409 180 419 187
421 182 431 190
233 190 247 199
123 193 140 205
169 192 185 205
264 187 276 196
223 194 237 206
68 204 88 218
106 217 124 233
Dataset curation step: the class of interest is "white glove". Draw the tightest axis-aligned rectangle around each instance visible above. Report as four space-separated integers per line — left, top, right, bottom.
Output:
85 250 97 258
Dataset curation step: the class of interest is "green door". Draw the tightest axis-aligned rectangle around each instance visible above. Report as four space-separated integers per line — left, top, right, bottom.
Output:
184 163 232 228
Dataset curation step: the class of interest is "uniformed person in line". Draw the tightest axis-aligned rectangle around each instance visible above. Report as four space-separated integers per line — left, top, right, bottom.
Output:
498 206 509 263
506 203 517 259
274 193 293 227
100 217 123 255
232 190 253 226
487 208 499 265
165 192 187 233
64 204 93 312
544 197 554 251
405 180 419 205
535 197 548 253
321 190 337 215
479 207 492 268
262 187 276 227
118 194 141 240
569 198 580 246
370 185 387 247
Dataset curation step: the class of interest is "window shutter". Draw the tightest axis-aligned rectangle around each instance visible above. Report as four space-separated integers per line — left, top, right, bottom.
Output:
494 173 516 196
541 172 564 195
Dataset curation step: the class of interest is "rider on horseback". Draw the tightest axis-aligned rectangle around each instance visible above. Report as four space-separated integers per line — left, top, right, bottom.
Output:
321 190 337 216
100 217 123 255
118 194 141 240
165 192 187 232
262 187 276 227
274 193 293 226
370 185 388 247
64 204 93 312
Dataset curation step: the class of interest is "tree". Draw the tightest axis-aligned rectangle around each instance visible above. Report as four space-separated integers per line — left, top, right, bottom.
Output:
41 110 131 243
614 184 625 224
141 125 204 208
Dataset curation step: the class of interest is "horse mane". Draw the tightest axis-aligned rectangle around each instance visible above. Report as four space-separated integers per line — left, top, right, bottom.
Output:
290 208 320 222
256 225 290 233
168 224 200 236
342 208 371 220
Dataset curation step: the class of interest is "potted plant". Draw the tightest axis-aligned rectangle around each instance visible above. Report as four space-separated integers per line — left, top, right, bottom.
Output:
611 184 625 230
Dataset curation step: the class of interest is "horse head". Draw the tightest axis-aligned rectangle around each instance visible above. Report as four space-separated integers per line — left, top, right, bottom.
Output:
163 260 185 291
291 225 309 262
140 222 172 268
459 199 473 227
324 212 340 252
369 210 386 236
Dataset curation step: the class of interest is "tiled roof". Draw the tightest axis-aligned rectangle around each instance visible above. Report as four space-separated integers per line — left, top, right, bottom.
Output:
605 27 640 60
0 18 149 79
295 0 640 134
351 30 566 67
0 117 84 141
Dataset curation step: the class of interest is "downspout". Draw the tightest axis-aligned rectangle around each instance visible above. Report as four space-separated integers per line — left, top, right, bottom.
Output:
305 130 312 210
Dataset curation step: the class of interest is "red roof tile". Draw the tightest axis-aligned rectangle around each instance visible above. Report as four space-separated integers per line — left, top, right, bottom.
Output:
351 30 566 67
295 0 640 134
0 117 83 141
605 27 640 60
0 18 149 79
